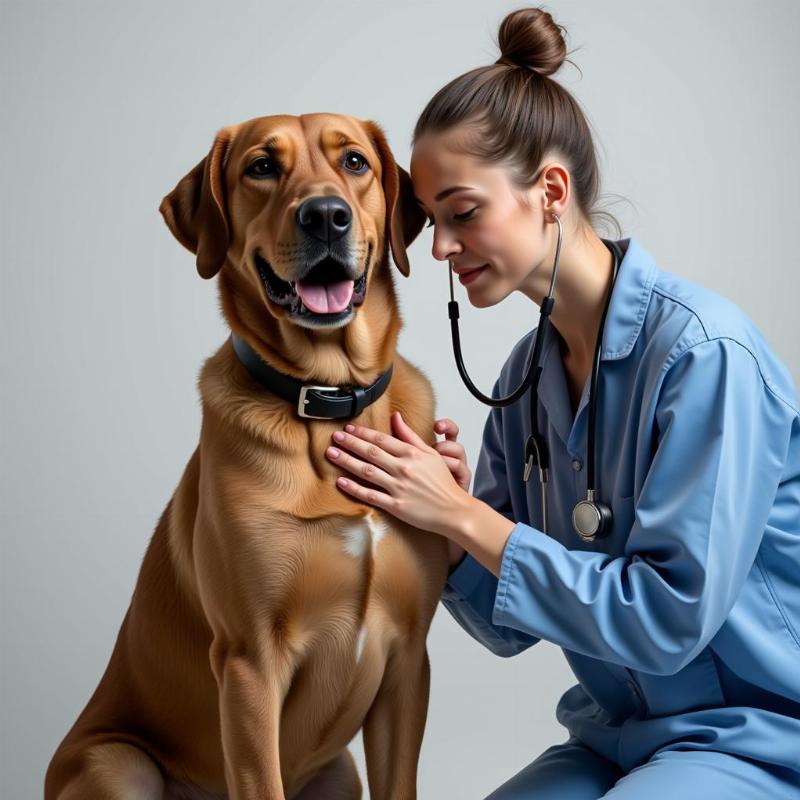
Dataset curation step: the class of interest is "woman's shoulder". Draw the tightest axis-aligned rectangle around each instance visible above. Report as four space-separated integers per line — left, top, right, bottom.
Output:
645 266 797 410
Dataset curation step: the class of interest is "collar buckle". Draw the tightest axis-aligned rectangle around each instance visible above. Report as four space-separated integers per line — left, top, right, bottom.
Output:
297 384 342 419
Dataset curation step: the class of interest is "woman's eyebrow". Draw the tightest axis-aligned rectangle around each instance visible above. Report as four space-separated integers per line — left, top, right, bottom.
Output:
414 185 475 207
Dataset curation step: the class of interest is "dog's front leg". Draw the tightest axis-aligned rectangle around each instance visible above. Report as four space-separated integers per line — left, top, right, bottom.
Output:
362 642 431 800
211 641 290 800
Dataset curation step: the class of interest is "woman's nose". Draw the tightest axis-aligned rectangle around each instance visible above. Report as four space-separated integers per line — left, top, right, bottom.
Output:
431 226 461 262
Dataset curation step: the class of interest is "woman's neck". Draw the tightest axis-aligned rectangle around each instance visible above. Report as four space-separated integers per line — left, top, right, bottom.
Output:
519 226 616 368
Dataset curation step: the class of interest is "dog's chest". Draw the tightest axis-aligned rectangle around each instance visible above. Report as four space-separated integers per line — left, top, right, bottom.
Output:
271 510 432 759
267 509 430 655
337 511 389 558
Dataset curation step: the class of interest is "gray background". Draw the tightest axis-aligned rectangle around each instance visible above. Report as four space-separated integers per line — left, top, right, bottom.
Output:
2 0 798 797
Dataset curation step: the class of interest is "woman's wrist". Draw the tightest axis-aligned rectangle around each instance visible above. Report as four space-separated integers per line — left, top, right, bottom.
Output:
449 495 517 579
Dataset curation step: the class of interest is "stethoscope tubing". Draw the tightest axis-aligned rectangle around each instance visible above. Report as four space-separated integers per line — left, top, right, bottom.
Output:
447 216 562 407
446 215 620 540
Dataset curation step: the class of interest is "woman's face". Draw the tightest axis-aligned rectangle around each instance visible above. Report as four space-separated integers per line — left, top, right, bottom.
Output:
410 127 552 308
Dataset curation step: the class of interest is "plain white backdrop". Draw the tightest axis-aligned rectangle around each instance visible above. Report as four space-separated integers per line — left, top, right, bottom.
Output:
2 1 799 797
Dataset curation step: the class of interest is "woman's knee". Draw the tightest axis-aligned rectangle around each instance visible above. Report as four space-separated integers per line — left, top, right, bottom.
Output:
485 736 623 800
602 748 800 799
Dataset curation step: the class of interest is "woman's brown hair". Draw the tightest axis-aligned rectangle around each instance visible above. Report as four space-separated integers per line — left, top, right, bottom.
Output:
412 7 624 237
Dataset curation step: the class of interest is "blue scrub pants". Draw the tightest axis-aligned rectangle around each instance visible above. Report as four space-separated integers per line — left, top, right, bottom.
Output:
484 736 800 799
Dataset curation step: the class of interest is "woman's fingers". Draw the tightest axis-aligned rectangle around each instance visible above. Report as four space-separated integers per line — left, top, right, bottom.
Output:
440 453 467 476
337 423 408 458
433 439 466 460
440 454 471 491
327 444 396 489
433 419 470 491
391 412 435 452
334 475 396 512
435 417 460 442
327 429 401 481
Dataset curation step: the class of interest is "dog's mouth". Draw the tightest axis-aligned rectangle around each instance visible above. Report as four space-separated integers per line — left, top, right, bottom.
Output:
255 246 370 328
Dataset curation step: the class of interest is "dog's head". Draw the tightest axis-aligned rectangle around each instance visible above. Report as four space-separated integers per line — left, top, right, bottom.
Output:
159 113 426 333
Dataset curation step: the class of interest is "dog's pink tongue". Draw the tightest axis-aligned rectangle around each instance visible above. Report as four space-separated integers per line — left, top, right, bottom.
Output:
295 279 354 314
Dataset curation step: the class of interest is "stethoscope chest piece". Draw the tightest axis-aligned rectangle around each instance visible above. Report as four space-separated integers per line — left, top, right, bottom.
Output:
572 490 613 542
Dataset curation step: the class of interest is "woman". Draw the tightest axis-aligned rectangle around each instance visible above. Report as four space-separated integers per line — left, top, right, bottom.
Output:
325 7 800 798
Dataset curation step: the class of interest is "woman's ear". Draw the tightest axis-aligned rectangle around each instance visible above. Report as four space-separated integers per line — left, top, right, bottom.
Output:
364 120 427 277
159 126 236 279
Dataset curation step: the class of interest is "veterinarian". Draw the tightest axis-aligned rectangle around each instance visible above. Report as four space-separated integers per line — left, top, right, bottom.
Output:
324 7 800 797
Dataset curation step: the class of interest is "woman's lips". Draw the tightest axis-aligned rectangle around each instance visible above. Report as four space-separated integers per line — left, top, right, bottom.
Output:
458 265 488 285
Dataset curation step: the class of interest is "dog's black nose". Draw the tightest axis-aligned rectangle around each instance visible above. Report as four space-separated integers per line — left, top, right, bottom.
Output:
295 196 352 244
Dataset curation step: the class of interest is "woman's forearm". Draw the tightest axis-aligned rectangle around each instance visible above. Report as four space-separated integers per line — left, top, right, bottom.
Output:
447 495 517 579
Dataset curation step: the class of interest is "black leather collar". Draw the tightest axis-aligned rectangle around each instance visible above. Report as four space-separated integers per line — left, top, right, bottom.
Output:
230 332 393 420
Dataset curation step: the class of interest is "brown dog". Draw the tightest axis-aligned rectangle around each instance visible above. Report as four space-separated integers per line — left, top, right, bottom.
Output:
44 113 449 800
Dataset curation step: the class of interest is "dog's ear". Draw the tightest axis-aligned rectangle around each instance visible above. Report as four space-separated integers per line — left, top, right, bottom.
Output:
159 127 235 280
364 121 427 277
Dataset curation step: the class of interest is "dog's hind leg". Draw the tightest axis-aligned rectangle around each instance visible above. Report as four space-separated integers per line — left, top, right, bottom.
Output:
289 749 362 800
46 741 165 800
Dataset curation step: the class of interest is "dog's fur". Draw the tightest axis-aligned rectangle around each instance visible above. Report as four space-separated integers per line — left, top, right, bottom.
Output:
45 113 449 800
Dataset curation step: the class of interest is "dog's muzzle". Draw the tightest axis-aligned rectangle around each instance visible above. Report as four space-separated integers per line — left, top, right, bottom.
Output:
255 247 370 323
254 196 373 329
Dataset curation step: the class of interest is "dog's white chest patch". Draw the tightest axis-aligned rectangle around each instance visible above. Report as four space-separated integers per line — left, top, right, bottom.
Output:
355 623 368 662
341 513 388 558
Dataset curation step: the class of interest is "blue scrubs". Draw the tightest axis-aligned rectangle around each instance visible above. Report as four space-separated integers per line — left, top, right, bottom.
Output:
441 237 800 797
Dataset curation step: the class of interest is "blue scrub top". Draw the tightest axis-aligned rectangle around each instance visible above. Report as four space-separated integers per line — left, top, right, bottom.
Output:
441 236 800 774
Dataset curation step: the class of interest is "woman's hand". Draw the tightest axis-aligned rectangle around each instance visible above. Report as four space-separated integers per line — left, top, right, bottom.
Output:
432 418 470 567
433 418 472 493
324 411 473 540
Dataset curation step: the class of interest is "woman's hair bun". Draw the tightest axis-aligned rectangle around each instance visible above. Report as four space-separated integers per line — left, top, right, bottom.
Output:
495 7 568 77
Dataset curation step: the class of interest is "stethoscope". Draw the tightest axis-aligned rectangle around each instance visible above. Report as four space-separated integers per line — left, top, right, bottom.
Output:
446 214 621 542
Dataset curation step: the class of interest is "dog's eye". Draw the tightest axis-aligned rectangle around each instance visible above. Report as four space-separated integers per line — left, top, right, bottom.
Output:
343 151 369 173
246 157 279 179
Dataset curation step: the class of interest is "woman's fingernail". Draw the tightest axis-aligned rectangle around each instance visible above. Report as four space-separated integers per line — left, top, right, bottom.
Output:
344 424 355 432
333 431 345 441
327 447 340 457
